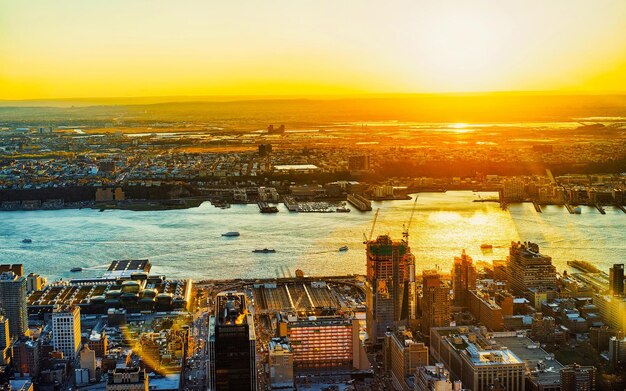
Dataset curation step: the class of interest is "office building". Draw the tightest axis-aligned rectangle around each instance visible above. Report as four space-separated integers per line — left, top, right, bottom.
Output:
0 316 9 365
493 334 564 391
430 327 525 391
268 338 294 390
608 336 626 368
0 271 28 339
279 314 366 372
0 264 23 276
506 242 556 295
383 328 428 391
609 264 624 296
106 367 149 391
592 294 626 332
80 344 97 382
89 330 108 357
348 155 370 171
421 270 450 335
52 306 81 361
365 235 416 342
208 291 257 391
451 250 477 307
12 338 40 377
560 364 596 391
414 364 458 391
26 273 47 293
468 290 513 331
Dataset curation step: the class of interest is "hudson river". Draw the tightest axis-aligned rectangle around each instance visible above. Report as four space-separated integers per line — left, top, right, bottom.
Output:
1 192 624 281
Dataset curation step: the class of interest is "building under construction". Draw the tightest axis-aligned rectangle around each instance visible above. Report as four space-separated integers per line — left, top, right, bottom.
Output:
365 235 416 342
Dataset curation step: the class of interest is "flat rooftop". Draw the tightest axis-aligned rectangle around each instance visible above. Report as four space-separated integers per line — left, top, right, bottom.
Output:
495 336 564 387
103 259 151 278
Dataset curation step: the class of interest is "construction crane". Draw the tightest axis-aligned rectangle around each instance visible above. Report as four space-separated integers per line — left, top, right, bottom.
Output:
402 194 419 243
363 208 380 244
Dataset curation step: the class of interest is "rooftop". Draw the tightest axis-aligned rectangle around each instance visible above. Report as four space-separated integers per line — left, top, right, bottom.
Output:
494 335 564 386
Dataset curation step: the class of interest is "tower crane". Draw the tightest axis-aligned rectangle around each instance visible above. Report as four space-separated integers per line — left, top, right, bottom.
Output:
402 194 419 243
363 208 380 244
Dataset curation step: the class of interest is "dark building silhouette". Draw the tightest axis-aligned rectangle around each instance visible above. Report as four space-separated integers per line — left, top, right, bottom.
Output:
208 291 257 391
258 144 273 156
560 364 597 391
609 264 624 296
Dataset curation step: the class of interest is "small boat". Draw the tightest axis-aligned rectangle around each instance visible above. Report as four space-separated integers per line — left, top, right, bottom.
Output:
222 232 240 237
253 248 276 253
480 244 493 250
70 267 83 272
99 208 105 212
574 206 582 214
336 207 351 213
339 246 349 252
22 239 32 244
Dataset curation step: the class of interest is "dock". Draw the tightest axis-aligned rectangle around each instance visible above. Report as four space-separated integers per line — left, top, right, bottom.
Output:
595 204 606 215
615 204 626 214
347 194 372 211
532 201 542 213
564 203 575 214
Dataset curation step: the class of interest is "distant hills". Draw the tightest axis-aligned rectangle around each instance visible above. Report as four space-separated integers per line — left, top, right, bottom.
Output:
1 93 626 125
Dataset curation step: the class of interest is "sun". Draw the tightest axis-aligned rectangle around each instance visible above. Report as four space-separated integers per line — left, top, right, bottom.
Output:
410 5 513 92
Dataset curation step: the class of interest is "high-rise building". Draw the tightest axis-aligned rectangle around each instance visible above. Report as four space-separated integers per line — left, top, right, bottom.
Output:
608 336 626 368
609 264 624 296
383 328 428 391
560 364 597 391
52 306 81 361
506 242 556 295
0 271 28 339
365 235 416 342
106 367 149 391
268 338 294 390
208 291 257 391
421 270 450 335
451 250 477 307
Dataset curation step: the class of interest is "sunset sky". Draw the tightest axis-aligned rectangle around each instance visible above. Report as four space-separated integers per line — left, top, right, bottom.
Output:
2 0 626 99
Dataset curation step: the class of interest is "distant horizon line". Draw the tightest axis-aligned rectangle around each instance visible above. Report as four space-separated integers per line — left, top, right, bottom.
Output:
2 90 626 107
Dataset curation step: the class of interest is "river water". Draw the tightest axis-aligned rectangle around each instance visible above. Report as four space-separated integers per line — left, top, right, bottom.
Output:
0 191 624 281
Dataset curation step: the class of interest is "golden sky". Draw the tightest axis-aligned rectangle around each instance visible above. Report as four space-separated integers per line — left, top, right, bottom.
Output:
1 0 626 99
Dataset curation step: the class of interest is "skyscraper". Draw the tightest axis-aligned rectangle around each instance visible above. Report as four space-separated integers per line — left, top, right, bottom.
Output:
506 241 556 295
609 264 624 296
421 270 450 335
365 235 416 342
208 291 257 391
51 306 81 361
451 250 477 307
0 271 28 339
